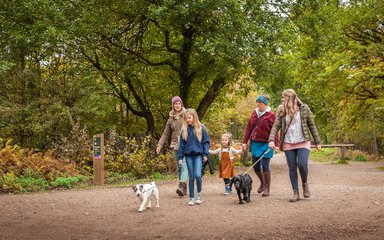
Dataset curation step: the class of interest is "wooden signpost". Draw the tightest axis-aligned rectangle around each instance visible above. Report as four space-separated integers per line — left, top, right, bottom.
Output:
93 133 105 185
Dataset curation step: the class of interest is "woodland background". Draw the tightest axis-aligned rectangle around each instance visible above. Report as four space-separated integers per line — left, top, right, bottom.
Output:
0 0 383 191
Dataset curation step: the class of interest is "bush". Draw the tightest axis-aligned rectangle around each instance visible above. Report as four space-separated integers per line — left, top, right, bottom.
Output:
0 139 89 193
17 177 49 192
104 132 170 178
50 176 91 189
53 117 93 174
152 172 162 180
354 154 367 162
0 172 49 193
106 172 133 184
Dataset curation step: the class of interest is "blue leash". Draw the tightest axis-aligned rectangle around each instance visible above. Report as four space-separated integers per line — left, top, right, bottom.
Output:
242 148 272 176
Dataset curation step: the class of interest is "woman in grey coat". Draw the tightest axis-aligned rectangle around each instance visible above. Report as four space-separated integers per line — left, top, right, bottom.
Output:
268 89 321 202
156 96 188 196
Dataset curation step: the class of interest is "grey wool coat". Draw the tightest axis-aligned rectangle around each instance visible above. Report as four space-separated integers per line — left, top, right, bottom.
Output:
268 104 321 148
157 108 186 150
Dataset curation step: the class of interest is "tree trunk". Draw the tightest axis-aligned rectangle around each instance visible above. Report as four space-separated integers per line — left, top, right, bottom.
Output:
196 77 227 119
370 108 379 155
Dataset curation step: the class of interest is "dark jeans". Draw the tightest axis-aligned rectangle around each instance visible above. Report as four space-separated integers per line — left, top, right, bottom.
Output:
252 156 271 172
285 148 310 191
224 178 230 185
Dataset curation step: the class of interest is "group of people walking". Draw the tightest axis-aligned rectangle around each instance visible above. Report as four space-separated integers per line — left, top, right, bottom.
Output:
157 89 321 205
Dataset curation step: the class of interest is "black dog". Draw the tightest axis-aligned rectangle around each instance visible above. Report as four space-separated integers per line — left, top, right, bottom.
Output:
230 173 253 204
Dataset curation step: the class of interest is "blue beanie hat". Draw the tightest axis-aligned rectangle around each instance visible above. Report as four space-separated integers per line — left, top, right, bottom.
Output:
256 95 269 105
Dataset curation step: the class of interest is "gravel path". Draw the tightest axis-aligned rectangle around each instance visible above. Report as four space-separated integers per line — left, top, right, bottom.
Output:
1 153 383 240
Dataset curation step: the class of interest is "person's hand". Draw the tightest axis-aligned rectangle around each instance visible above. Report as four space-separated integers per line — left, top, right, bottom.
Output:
156 146 162 154
316 145 321 151
274 146 279 154
178 159 183 166
268 142 275 148
203 156 208 162
242 143 247 152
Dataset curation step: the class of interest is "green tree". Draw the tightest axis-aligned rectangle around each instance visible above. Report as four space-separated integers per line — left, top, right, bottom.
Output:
57 0 285 134
282 0 384 154
0 0 116 149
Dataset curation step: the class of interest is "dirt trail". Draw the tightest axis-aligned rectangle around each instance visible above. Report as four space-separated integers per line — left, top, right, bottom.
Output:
1 153 384 240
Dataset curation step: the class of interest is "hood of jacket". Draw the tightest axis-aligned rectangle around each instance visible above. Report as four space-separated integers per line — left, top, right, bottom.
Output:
169 107 186 120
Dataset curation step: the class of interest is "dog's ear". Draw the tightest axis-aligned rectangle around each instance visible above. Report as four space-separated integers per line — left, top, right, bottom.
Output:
132 186 137 191
139 184 144 191
239 176 244 188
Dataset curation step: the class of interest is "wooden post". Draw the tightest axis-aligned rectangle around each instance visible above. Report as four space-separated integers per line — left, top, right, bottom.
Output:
340 146 346 160
93 133 105 186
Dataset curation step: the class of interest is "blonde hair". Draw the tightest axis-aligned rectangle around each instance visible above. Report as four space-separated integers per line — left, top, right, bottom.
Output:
181 108 203 142
221 133 232 148
281 89 303 117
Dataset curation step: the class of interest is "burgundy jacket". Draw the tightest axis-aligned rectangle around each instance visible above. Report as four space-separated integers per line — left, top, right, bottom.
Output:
243 110 279 146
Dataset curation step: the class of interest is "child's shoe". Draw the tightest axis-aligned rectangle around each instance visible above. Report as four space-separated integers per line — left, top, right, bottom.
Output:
195 192 203 205
223 185 231 195
187 198 194 206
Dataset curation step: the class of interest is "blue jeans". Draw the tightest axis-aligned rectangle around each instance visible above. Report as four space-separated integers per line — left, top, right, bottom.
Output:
285 148 310 191
185 155 203 198
252 156 271 172
173 150 188 182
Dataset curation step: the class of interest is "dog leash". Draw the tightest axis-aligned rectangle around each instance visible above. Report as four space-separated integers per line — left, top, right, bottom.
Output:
242 148 272 176
141 185 156 193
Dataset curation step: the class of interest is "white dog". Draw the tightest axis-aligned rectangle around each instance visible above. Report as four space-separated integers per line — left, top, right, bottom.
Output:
132 181 160 212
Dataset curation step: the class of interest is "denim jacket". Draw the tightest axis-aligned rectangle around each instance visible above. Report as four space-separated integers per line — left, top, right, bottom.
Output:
178 125 210 160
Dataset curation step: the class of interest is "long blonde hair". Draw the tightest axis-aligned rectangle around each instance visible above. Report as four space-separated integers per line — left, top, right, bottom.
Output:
281 89 303 117
181 108 203 142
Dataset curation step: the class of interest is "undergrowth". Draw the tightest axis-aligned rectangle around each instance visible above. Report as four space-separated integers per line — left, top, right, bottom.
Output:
310 148 383 164
0 134 178 193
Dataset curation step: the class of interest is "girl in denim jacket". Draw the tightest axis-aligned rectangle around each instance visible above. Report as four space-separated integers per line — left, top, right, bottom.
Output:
178 108 210 206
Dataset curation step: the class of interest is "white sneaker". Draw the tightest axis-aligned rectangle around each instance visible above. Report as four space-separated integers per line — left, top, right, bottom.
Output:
195 192 202 205
187 198 194 206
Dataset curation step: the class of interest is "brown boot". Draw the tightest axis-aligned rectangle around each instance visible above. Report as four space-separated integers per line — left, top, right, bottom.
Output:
255 171 264 193
262 172 271 197
176 182 184 196
289 189 299 202
303 182 310 198
182 182 188 196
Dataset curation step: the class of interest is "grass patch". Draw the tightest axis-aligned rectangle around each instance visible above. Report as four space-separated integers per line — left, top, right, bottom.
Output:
354 154 367 162
107 171 178 187
379 166 384 171
332 159 349 164
50 176 92 189
310 148 340 162
1 169 182 193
